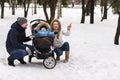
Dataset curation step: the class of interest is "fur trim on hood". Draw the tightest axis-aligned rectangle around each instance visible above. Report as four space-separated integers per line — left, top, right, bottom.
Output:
34 22 51 30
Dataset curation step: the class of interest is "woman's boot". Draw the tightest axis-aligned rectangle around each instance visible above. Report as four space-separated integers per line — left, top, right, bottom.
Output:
63 51 69 63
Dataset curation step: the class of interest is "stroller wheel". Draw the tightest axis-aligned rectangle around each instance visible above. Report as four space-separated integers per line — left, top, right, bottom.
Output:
43 56 56 69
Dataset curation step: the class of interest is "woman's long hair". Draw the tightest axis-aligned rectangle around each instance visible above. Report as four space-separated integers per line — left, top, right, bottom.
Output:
50 19 61 39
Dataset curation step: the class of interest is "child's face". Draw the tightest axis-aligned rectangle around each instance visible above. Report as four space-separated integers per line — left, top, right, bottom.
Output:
53 22 59 30
41 27 46 30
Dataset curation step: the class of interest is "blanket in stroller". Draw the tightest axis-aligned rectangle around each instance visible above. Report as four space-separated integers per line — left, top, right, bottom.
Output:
32 22 55 53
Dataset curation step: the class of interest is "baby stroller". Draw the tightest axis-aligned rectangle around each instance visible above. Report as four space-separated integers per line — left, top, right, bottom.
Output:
29 19 56 69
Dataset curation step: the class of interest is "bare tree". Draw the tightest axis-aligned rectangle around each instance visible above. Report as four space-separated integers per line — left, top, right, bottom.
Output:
80 0 85 23
33 0 37 14
23 0 30 17
11 0 16 15
57 0 62 19
114 14 120 45
43 0 57 24
0 0 5 19
86 0 90 16
72 0 75 8
90 0 95 24
101 0 108 21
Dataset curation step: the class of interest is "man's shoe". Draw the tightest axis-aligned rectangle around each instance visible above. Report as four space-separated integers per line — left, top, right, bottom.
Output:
18 59 26 64
7 58 15 67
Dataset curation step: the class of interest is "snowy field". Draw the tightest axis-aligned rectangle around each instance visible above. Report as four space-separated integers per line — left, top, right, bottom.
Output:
0 5 120 80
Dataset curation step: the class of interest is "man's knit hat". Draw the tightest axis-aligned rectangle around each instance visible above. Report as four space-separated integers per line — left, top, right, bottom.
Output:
17 17 28 25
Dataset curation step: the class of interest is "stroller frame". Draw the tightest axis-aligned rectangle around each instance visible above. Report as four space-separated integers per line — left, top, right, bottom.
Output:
28 19 56 69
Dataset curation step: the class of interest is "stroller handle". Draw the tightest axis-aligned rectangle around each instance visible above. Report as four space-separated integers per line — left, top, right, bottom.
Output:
30 19 47 24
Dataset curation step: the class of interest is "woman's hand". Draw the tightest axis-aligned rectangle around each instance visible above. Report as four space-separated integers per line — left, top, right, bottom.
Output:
67 23 72 30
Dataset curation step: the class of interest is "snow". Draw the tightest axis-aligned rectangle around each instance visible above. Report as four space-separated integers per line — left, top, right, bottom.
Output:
0 5 120 80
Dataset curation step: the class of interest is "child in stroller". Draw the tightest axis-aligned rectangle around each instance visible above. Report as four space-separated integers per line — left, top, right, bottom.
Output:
34 24 57 37
29 19 57 69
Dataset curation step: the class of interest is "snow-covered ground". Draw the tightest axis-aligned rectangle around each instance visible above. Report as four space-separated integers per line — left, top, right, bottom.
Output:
0 5 120 80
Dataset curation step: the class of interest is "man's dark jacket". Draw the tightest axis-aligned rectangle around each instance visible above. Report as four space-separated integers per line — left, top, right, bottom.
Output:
6 22 31 54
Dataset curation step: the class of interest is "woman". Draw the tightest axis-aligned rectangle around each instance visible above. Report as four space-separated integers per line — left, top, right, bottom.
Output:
50 19 72 63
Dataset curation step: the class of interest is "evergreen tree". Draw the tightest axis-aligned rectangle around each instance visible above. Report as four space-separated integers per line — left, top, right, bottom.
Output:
110 0 120 14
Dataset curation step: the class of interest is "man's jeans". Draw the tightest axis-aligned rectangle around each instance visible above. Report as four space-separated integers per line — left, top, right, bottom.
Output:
8 44 34 60
8 49 27 60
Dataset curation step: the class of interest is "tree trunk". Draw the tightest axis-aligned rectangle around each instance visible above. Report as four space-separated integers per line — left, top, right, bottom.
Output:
23 0 26 17
57 0 62 19
49 0 57 24
86 0 90 16
72 0 75 8
60 3 62 17
43 0 57 24
90 0 94 24
23 0 30 17
12 0 15 15
114 14 120 45
1 0 5 19
103 0 108 19
12 5 15 15
43 1 49 22
100 0 104 18
80 0 85 23
101 0 108 21
34 0 37 14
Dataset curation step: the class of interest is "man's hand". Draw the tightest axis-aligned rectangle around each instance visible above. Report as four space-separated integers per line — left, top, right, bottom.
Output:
29 35 35 39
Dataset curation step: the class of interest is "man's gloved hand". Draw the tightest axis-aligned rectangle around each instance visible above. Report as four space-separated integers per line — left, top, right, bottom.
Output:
26 47 32 55
29 35 35 39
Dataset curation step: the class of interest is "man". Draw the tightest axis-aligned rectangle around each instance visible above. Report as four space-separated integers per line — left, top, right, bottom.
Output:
6 17 34 67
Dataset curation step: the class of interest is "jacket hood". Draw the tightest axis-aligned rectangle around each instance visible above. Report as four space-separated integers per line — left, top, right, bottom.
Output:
11 21 25 31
